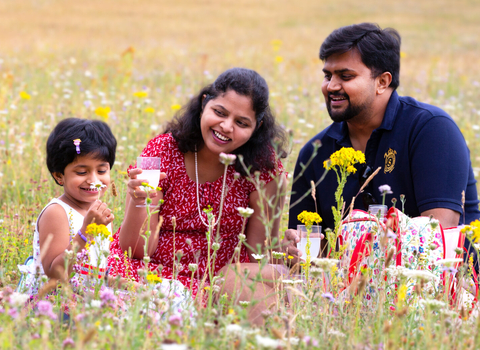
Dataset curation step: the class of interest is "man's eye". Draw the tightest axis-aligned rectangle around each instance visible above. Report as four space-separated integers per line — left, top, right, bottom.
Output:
324 75 331 80
342 75 353 80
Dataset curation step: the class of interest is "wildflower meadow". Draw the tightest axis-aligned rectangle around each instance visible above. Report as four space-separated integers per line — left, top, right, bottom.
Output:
2 0 480 349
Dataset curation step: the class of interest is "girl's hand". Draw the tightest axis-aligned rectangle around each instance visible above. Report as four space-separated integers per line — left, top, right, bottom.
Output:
127 168 166 206
82 200 114 230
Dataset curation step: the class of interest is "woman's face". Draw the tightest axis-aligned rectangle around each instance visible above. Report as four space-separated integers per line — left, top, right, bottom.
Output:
200 90 257 156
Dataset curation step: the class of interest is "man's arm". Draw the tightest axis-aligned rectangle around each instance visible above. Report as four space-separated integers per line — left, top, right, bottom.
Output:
421 208 460 228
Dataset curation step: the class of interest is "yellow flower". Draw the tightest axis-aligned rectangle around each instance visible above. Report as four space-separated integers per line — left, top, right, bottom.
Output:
275 56 284 63
297 210 322 226
144 106 155 114
146 272 162 284
20 91 31 100
171 104 182 111
85 223 112 241
94 106 111 121
24 238 28 244
398 284 407 302
324 147 365 173
133 91 148 98
461 220 480 243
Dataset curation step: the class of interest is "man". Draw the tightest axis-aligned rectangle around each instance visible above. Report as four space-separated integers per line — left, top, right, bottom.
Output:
286 23 480 260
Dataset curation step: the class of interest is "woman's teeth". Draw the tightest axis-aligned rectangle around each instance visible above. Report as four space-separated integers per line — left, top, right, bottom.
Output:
214 130 230 141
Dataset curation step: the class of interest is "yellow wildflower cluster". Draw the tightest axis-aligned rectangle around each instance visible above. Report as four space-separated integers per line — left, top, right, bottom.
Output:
323 147 365 174
146 272 162 284
85 223 113 242
297 211 322 226
461 220 480 243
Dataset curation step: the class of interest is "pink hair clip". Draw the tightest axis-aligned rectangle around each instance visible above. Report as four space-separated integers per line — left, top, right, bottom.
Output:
73 139 81 154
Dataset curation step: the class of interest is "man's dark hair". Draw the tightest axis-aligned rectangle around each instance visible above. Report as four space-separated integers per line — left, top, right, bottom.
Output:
320 23 401 89
46 118 117 185
164 67 288 176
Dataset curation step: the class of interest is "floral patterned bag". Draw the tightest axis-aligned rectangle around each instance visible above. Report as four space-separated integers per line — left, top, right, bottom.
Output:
338 207 478 311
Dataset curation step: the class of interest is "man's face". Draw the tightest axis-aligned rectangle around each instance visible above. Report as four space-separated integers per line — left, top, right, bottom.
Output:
321 50 377 123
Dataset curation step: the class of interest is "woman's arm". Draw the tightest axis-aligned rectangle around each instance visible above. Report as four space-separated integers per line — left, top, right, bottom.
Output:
244 173 287 262
39 201 114 280
118 168 166 259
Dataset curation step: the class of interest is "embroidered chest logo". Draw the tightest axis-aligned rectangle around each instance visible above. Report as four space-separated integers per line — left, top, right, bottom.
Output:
384 148 396 173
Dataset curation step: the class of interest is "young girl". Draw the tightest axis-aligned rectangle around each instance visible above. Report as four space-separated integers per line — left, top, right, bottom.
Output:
107 68 288 324
19 118 117 295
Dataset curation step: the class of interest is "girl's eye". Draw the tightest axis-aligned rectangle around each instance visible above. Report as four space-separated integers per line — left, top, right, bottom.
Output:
76 172 87 175
98 170 107 174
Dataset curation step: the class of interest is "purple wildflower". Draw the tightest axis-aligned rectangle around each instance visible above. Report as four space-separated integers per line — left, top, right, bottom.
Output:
442 266 458 274
386 231 397 239
379 184 393 194
8 308 18 319
100 289 117 306
36 300 57 320
168 314 183 327
322 292 335 303
63 337 75 348
303 336 319 346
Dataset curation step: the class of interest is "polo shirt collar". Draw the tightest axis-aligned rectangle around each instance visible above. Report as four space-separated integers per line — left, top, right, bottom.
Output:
324 90 400 144
376 90 399 131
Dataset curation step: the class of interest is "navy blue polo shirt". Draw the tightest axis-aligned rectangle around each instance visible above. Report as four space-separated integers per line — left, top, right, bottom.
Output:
289 91 480 231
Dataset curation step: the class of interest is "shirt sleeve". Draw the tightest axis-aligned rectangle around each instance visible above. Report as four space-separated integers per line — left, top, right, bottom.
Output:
410 115 469 214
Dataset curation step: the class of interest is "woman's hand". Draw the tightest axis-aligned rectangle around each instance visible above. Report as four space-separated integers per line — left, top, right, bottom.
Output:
282 228 302 264
127 168 167 206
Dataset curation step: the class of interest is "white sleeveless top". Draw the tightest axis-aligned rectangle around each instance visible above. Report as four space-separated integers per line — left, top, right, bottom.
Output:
18 198 111 295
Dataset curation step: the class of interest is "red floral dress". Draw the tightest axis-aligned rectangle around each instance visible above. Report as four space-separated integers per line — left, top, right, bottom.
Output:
107 133 284 298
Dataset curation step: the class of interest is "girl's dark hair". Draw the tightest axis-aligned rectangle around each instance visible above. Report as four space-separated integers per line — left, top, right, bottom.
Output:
46 118 117 185
320 22 401 89
164 67 287 176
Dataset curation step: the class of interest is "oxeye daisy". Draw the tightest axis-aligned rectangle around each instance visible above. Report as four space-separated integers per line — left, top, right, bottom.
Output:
90 180 107 191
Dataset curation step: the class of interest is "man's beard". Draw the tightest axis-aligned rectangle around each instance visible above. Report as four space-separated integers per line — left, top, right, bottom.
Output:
326 94 368 123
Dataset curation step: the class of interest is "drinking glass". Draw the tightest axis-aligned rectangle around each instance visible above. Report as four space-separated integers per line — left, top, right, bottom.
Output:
136 157 161 208
296 225 322 259
368 204 388 222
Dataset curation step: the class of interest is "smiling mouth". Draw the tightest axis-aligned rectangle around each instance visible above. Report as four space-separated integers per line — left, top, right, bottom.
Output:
329 95 348 102
80 187 101 192
213 130 231 142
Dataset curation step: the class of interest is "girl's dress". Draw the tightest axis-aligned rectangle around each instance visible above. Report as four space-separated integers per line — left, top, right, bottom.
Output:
18 198 111 295
107 133 284 298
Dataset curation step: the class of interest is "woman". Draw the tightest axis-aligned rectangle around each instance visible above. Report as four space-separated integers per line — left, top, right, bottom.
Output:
107 68 288 323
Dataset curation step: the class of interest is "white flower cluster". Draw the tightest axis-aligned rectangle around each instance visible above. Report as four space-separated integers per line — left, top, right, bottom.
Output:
312 258 339 270
9 292 30 307
236 207 254 218
434 258 463 266
419 299 447 309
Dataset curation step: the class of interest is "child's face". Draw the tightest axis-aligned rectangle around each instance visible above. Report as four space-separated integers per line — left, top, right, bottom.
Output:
53 154 111 207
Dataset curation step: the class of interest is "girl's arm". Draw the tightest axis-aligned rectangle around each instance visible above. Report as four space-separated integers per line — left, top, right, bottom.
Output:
118 168 166 259
39 200 114 281
244 173 287 262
